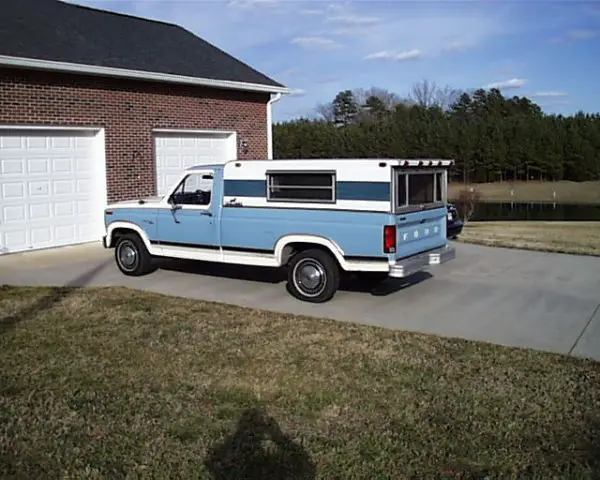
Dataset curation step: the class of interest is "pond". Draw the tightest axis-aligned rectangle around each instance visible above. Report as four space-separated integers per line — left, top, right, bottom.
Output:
454 202 600 222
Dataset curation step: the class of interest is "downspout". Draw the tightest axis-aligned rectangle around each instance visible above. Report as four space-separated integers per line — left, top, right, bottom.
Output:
266 92 282 159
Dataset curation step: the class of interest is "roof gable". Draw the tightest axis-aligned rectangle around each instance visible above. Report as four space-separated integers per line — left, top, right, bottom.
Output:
0 0 286 91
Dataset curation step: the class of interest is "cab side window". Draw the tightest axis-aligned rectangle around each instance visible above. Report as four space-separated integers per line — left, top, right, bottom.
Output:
171 172 213 206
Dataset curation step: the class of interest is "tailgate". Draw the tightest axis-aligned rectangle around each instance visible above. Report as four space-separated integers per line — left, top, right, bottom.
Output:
394 207 447 259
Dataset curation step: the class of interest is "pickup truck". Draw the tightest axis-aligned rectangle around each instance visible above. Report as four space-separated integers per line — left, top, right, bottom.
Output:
102 158 456 303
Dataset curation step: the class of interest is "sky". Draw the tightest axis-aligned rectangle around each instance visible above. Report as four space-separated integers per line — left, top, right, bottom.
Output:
68 0 600 122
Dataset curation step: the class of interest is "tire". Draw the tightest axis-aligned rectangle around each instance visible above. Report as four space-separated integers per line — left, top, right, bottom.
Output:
287 248 340 303
114 233 154 276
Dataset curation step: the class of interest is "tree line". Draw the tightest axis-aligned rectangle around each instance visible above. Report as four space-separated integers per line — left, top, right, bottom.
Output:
273 81 600 183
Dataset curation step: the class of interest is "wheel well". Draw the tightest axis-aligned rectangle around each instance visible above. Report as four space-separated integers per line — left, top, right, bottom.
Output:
108 227 138 248
281 242 342 269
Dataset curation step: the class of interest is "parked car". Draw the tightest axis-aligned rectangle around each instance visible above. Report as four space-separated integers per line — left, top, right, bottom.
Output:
446 203 463 239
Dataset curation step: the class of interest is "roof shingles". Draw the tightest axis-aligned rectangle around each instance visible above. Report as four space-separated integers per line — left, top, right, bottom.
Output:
0 0 285 89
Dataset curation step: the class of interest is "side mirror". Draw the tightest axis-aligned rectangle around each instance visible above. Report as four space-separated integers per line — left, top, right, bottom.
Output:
168 196 182 210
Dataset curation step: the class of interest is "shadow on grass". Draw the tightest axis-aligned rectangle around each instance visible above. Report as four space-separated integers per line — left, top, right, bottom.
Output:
204 407 315 480
0 258 112 335
157 258 433 297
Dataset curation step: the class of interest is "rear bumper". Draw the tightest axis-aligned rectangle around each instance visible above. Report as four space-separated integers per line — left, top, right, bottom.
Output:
102 235 108 248
389 244 455 278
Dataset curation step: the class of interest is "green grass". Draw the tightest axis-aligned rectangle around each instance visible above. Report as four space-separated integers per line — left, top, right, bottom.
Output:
1 286 600 479
459 221 600 256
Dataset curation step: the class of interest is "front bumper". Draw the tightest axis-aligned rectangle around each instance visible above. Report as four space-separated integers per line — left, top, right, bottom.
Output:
389 244 455 278
102 235 108 248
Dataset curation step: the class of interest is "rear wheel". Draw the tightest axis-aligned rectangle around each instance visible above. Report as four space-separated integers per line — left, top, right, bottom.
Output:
287 248 340 303
114 233 154 276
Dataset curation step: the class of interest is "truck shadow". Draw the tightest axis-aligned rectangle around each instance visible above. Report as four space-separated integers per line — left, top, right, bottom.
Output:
156 258 432 296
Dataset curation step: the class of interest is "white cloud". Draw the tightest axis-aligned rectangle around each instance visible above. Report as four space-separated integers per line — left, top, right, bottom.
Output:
290 36 343 50
227 0 279 10
530 91 568 98
288 88 307 97
364 49 423 61
316 76 342 84
300 9 322 15
567 29 598 40
327 15 381 26
441 40 474 53
485 78 527 90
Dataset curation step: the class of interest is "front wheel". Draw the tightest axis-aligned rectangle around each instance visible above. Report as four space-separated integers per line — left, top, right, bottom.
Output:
114 233 155 276
287 249 340 303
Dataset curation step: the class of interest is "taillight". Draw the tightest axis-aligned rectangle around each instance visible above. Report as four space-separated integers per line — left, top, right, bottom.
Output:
383 225 396 253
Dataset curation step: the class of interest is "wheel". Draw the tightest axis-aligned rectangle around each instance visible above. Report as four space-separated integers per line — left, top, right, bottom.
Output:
114 233 154 276
356 272 389 285
287 248 340 303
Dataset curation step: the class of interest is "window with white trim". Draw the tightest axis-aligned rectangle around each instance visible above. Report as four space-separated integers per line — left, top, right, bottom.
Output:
396 170 445 212
267 171 336 203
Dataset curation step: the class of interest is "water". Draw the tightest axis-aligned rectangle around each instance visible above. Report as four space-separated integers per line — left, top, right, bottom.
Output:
454 202 600 222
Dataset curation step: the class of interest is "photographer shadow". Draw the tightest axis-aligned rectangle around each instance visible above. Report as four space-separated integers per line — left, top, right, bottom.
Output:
204 407 316 480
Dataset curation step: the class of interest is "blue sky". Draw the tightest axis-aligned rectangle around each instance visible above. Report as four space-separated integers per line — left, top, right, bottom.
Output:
70 0 600 122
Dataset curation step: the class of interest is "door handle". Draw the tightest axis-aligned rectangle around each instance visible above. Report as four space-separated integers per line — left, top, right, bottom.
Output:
200 211 213 217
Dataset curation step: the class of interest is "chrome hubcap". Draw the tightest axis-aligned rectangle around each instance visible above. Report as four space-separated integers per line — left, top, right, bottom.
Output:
293 259 326 297
118 242 138 270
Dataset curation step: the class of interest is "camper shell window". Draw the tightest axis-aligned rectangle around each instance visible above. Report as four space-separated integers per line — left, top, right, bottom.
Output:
395 169 446 213
266 171 336 203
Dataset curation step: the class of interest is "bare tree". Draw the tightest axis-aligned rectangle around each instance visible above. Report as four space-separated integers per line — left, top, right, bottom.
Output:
409 79 465 111
352 87 404 110
409 79 439 108
314 102 335 122
457 188 482 224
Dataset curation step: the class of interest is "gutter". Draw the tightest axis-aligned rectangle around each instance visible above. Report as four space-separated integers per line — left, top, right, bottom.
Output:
266 92 283 160
0 55 290 95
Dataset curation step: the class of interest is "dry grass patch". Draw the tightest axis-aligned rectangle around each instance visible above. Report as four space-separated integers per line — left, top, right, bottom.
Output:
459 221 600 256
449 180 600 204
1 286 600 479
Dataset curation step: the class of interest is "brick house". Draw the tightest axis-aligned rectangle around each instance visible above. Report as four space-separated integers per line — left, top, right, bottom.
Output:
0 0 288 254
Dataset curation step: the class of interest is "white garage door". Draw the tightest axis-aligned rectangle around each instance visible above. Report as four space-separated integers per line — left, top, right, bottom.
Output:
154 131 236 195
0 129 106 254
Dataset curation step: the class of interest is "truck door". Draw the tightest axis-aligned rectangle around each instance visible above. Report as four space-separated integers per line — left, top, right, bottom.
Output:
156 170 219 249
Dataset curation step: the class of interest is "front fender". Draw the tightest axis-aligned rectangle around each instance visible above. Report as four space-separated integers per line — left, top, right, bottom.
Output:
105 221 153 251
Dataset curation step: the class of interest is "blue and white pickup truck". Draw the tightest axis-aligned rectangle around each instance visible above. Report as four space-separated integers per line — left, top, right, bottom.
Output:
102 158 456 303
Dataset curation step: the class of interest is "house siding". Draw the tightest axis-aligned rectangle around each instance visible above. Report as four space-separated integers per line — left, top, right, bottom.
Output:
0 67 270 203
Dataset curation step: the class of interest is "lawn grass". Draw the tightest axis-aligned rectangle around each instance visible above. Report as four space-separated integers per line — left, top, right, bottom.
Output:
449 180 600 204
1 286 600 479
458 221 600 256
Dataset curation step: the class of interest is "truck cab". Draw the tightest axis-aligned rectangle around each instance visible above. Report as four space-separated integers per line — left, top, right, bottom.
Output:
102 158 456 303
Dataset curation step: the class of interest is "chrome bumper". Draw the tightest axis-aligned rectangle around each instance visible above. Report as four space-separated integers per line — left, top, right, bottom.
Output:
389 244 455 278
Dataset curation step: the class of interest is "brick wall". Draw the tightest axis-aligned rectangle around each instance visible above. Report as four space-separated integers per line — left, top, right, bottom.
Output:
0 67 270 202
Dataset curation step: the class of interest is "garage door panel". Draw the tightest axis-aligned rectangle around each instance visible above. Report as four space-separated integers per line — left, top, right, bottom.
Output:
29 203 51 220
0 136 22 149
1 158 24 175
2 182 24 199
154 132 235 196
54 180 74 195
28 158 50 174
0 129 105 254
2 204 25 223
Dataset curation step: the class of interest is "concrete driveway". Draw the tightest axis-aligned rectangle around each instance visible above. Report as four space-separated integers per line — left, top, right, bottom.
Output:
1 241 599 361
